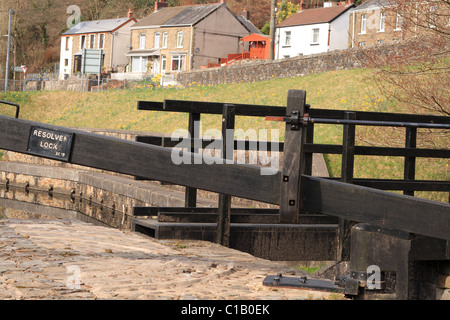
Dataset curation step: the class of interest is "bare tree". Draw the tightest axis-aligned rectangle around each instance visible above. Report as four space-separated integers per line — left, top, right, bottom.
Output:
364 0 449 116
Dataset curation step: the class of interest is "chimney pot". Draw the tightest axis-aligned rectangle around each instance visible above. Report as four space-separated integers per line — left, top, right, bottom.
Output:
127 8 133 19
154 1 169 13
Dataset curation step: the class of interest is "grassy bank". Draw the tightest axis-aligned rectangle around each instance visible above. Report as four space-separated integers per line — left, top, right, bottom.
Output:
0 67 448 202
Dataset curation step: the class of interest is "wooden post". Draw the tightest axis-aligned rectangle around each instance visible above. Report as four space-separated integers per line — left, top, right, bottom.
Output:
216 104 235 246
279 90 307 224
185 112 200 207
339 111 356 261
403 127 417 197
304 123 314 176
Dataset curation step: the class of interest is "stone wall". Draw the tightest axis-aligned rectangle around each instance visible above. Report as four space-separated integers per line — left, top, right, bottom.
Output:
175 46 364 86
174 41 418 87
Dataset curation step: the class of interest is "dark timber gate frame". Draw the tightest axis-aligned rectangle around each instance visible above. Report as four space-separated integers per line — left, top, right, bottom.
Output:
135 90 450 250
0 91 450 297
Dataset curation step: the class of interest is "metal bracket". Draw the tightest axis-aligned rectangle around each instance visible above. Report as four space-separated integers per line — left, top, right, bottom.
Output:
263 270 397 296
284 112 311 131
262 273 359 296
0 100 20 118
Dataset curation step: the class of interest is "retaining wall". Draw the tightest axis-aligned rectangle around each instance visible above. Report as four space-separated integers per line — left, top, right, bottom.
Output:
175 41 425 87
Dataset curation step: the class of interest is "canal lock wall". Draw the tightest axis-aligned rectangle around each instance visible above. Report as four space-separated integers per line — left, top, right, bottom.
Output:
0 128 277 230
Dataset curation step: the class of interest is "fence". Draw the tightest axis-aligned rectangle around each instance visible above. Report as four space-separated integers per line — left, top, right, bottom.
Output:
0 74 178 93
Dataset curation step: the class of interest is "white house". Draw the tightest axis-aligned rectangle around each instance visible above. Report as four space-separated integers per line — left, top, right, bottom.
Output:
59 10 136 80
276 2 355 59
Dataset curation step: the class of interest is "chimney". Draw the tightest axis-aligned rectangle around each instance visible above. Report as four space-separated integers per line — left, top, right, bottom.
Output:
300 0 306 12
127 8 133 19
347 0 355 5
220 0 226 3
154 1 169 13
242 8 251 20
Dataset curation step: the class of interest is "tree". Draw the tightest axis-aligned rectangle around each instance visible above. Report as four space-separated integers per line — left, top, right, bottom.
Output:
363 0 449 116
261 1 300 34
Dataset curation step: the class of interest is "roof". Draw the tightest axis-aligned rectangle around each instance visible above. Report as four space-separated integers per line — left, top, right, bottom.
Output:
352 0 395 11
242 33 269 42
237 16 263 35
63 17 134 35
277 5 354 27
132 3 222 28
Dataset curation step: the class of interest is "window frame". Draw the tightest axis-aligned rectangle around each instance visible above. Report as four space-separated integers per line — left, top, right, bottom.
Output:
162 32 168 48
176 31 184 48
379 12 386 32
284 30 291 47
171 54 186 72
99 34 105 48
312 28 320 44
360 14 367 34
90 34 95 49
154 32 160 49
139 33 146 50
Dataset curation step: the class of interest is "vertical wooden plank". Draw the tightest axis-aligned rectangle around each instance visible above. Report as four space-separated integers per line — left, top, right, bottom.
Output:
216 104 235 247
339 111 356 261
185 112 200 207
279 90 307 224
341 112 356 183
304 123 314 176
403 127 417 197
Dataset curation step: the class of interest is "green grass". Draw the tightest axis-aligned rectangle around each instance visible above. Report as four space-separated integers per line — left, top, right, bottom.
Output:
0 67 448 202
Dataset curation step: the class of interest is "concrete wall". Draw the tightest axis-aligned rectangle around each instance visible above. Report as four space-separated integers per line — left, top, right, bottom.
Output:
330 10 352 51
277 23 331 59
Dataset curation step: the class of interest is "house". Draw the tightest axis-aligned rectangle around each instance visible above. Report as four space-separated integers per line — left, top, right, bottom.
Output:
276 1 355 59
348 0 423 48
125 0 256 76
209 10 269 67
59 9 136 80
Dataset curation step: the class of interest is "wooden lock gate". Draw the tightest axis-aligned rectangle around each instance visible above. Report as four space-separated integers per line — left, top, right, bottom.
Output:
0 90 449 299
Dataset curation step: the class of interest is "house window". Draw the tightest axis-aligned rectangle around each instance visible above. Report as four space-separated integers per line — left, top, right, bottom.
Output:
65 37 70 51
64 59 69 67
139 33 146 49
132 56 148 73
90 34 95 48
361 14 367 34
161 55 167 74
172 54 186 72
81 35 86 49
99 34 105 48
154 32 160 49
395 14 403 30
379 12 385 32
312 28 320 43
162 32 168 48
177 31 184 48
429 5 438 28
284 31 291 46
359 41 366 47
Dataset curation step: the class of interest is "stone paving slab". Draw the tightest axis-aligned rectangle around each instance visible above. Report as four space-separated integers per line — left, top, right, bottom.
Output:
0 219 347 300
